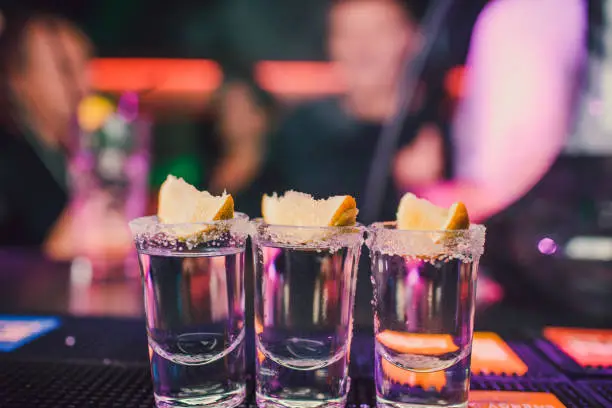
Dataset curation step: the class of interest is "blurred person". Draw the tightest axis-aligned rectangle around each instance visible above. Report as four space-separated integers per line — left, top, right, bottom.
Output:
412 0 587 222
150 74 276 219
263 0 447 222
408 0 605 315
208 78 277 200
0 10 91 247
211 78 279 218
257 0 448 327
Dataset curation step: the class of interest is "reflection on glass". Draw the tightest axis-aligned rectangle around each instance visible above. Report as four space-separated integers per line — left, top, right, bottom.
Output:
253 224 363 408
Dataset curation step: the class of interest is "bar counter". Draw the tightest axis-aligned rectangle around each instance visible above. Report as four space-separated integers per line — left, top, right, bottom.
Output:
1 250 611 407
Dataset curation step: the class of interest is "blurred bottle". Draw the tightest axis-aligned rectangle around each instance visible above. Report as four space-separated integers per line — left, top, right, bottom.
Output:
69 92 150 280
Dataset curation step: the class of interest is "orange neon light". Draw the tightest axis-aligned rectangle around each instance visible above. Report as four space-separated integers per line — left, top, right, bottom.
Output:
544 327 612 368
89 59 467 99
255 61 345 95
376 331 456 391
444 65 466 99
90 58 223 93
90 59 346 96
472 332 528 376
468 391 566 407
380 358 447 391
376 331 459 355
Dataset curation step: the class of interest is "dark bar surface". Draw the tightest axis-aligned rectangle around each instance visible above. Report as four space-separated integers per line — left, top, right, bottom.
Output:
1 250 611 407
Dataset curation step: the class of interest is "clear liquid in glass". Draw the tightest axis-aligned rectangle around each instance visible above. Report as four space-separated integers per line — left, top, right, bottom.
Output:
138 248 246 408
254 244 360 408
371 254 477 408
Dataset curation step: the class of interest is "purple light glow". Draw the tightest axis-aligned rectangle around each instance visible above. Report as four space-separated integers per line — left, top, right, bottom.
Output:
117 92 139 122
538 237 557 255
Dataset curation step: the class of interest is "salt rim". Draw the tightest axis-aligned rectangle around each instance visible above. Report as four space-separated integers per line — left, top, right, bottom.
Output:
251 219 365 250
129 212 254 253
366 222 486 260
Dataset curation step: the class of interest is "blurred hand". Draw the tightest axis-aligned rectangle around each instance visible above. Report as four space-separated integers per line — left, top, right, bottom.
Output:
44 191 132 262
393 123 444 189
209 145 264 194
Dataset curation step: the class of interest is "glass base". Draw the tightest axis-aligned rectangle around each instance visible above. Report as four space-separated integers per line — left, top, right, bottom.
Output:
377 397 468 408
155 387 245 408
256 392 347 408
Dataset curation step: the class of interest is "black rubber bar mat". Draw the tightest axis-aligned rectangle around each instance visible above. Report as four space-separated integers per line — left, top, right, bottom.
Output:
0 360 602 408
1 316 564 380
536 338 612 378
472 339 564 380
577 381 612 408
0 360 154 408
5 316 149 364
349 334 564 381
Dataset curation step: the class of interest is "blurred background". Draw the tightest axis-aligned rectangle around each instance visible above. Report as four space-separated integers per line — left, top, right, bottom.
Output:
0 0 610 328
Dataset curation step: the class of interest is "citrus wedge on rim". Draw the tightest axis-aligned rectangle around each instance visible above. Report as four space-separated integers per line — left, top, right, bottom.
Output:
261 191 358 227
157 175 234 238
396 193 469 231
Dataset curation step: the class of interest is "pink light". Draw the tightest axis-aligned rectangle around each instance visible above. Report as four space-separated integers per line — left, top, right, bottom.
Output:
538 237 557 255
407 267 420 286
589 100 604 116
404 258 423 286
268 261 277 281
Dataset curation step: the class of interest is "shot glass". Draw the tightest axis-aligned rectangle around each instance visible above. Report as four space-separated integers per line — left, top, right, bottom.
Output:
129 214 251 408
251 221 364 408
367 222 485 408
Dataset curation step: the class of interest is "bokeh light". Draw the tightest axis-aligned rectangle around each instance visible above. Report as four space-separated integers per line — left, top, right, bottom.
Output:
537 237 557 255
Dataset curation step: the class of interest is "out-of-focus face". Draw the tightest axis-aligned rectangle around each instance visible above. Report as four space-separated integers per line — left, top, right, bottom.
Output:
329 0 417 95
15 21 91 145
219 82 268 145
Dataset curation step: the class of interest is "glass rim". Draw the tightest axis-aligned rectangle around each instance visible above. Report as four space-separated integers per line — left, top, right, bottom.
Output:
252 218 365 232
369 221 485 235
129 212 249 230
366 221 486 258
